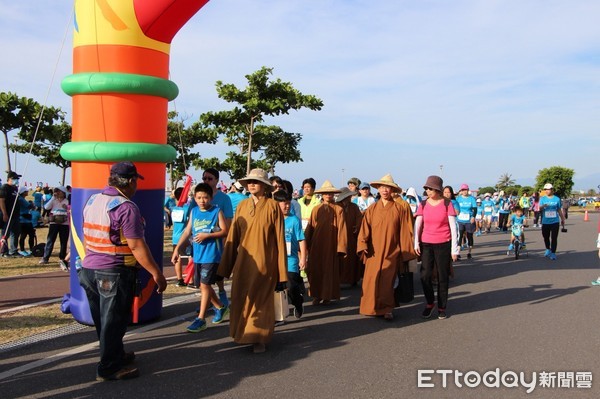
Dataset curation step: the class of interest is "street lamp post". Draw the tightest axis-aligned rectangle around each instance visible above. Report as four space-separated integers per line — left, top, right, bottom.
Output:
342 168 345 187
13 136 18 171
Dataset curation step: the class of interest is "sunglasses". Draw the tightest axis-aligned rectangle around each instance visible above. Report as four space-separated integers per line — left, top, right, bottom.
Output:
202 177 214 181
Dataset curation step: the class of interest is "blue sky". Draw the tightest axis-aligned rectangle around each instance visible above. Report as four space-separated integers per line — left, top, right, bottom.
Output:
1 0 599 191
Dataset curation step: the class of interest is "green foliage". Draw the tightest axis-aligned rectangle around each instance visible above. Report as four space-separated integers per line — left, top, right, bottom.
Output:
195 66 323 178
478 186 496 195
535 166 574 198
166 111 218 188
496 173 515 190
519 186 535 196
1 92 66 181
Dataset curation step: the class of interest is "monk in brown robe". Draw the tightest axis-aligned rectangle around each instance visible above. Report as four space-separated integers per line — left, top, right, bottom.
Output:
357 174 416 320
217 169 288 354
336 187 363 287
305 180 347 305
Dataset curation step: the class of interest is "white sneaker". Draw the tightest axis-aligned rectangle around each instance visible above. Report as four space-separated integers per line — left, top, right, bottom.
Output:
39 258 49 265
59 260 69 271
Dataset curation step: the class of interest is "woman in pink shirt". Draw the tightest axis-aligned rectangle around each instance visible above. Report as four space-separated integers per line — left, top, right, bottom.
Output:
414 175 459 320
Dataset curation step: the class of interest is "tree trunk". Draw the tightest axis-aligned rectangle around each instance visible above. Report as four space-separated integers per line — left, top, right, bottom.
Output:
245 118 255 175
3 133 12 173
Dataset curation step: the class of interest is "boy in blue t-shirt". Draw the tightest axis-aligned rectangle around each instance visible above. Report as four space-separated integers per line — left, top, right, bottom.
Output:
273 190 307 319
172 183 229 332
507 205 528 251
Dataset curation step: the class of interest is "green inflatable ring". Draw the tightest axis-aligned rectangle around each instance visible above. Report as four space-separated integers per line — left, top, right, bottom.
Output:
62 72 179 101
60 141 177 163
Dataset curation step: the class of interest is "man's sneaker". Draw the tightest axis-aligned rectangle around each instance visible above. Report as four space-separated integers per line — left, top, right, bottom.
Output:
39 258 49 265
293 303 304 319
218 291 229 308
96 367 140 382
591 278 600 286
544 249 551 258
549 253 557 261
175 279 186 287
212 305 229 324
59 260 69 272
438 310 447 320
508 244 514 251
186 317 207 333
421 306 434 319
122 351 136 365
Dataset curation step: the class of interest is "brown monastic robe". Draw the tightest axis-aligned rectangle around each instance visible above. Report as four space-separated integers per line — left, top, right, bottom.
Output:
357 199 416 315
339 201 363 285
305 203 347 301
217 197 288 344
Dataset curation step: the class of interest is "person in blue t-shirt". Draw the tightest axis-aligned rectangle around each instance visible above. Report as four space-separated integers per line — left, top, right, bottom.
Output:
456 184 478 259
172 183 229 332
273 189 307 319
507 205 528 251
17 188 34 256
190 168 234 306
539 183 566 260
170 187 191 287
164 191 176 229
481 193 495 233
227 181 247 215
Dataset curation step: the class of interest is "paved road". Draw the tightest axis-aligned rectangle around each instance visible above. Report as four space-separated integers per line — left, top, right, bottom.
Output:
1 213 599 398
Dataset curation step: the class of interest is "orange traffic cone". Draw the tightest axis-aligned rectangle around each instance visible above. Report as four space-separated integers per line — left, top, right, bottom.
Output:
584 210 589 221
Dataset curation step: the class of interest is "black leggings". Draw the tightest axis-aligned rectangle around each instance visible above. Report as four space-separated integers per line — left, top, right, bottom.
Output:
19 223 35 252
541 223 560 253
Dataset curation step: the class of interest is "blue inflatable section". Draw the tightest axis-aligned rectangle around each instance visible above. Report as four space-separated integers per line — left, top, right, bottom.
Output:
66 187 165 326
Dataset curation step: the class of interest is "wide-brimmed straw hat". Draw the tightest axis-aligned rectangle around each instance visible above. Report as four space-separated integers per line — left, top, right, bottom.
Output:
239 168 273 191
335 187 355 202
314 180 341 194
422 175 443 193
370 174 401 193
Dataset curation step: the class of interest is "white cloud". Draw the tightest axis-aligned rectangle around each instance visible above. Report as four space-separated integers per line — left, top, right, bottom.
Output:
1 0 599 187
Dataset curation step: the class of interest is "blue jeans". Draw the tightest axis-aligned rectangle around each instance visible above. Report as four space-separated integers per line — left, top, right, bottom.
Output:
78 266 137 377
1 217 20 255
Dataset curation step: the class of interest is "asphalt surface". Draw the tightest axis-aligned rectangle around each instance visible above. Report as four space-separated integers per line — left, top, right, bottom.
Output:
1 212 599 399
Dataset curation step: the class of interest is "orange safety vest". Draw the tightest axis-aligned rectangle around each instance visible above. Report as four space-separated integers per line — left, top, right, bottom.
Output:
83 193 136 265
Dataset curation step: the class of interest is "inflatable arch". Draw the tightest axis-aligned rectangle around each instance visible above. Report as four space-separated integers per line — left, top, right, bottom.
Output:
60 0 209 324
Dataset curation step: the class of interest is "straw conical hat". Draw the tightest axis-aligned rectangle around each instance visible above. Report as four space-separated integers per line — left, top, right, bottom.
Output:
370 174 401 193
314 180 341 194
239 168 273 191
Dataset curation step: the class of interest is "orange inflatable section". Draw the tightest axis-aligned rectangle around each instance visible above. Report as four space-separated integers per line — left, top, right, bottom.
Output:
72 162 165 189
71 95 167 144
74 45 169 77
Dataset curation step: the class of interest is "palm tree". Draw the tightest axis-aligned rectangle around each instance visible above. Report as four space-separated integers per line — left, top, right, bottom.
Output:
497 173 515 190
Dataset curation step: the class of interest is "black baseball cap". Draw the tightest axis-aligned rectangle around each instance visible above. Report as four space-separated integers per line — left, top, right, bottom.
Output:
7 171 22 180
110 162 144 180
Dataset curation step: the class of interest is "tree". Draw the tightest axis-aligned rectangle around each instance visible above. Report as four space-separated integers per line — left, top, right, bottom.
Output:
166 111 218 189
197 66 323 177
12 120 72 185
1 92 63 174
478 186 496 195
496 173 515 190
535 166 574 199
519 186 535 196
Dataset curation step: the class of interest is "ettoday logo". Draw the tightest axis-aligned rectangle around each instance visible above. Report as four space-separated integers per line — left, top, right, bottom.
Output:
417 368 597 394
418 369 537 393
